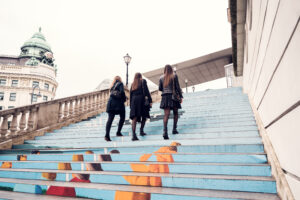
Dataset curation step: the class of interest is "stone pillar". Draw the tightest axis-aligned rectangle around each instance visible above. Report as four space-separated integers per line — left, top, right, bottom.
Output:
19 111 27 134
79 98 83 114
74 99 79 116
10 113 19 137
63 101 69 119
69 100 74 117
27 108 37 132
84 97 88 112
58 102 63 122
0 115 9 139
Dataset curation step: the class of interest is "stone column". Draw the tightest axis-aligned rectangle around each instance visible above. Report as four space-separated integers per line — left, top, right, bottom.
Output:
27 108 37 132
63 101 69 119
79 98 83 114
84 97 88 113
10 112 19 137
69 100 74 117
19 111 27 135
0 115 9 139
58 102 63 122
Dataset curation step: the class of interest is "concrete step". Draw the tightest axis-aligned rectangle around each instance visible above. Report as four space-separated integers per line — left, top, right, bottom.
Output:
14 136 263 149
0 168 276 193
0 160 271 176
61 121 257 131
0 177 280 200
33 131 259 142
0 190 92 200
3 144 265 154
0 152 267 164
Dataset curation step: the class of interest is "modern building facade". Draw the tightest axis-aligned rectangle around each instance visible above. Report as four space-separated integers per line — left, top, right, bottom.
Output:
229 0 300 199
0 28 58 110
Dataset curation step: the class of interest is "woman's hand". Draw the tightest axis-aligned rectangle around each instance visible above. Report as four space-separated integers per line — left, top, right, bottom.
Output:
180 99 183 103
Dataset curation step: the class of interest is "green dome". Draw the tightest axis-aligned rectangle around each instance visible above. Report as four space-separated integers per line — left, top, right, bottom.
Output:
21 29 52 52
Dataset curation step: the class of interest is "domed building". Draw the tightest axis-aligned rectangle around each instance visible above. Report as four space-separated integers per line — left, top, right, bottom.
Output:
0 28 58 110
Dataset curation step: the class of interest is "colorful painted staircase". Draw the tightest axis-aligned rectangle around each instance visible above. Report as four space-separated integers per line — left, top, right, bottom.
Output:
0 87 280 199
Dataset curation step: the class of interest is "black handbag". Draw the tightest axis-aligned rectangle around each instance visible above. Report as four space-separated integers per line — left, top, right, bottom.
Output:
110 82 121 99
142 80 150 107
172 78 181 102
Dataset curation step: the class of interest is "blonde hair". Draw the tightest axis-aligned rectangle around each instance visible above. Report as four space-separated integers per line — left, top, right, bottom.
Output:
163 65 174 87
131 73 142 91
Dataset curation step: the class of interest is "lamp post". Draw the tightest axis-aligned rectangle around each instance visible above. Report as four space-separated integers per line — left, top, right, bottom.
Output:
123 53 132 87
173 67 177 73
31 85 42 104
185 79 188 93
192 85 195 93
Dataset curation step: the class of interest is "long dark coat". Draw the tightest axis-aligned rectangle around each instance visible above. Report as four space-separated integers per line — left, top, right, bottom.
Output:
106 81 126 114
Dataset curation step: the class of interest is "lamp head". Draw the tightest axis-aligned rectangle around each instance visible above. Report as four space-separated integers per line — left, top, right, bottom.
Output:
123 53 131 64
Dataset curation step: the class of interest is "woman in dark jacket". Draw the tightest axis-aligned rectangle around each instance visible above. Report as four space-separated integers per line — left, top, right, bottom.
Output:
159 65 183 140
105 76 127 141
130 73 152 141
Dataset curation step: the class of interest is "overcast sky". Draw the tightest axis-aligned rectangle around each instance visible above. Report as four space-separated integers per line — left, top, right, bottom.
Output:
0 0 231 98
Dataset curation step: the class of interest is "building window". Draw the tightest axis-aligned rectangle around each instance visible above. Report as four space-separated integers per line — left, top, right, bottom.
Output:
44 83 49 90
32 94 37 102
32 81 39 87
0 106 3 110
9 93 16 101
52 87 54 92
0 92 4 101
11 80 18 87
0 79 6 86
43 96 48 101
8 106 14 109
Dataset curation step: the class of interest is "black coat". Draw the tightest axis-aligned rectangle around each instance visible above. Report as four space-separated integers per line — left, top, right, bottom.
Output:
106 81 126 114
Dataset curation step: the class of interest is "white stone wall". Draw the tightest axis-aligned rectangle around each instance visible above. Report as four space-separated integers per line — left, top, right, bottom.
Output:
242 0 300 198
0 64 57 109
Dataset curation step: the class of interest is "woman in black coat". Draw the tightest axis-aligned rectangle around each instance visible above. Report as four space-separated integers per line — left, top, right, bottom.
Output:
105 76 127 141
159 65 183 140
130 73 152 141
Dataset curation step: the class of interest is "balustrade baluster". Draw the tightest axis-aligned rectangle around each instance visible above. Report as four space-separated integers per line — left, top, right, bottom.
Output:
27 108 37 132
19 111 27 134
63 101 69 119
69 100 74 117
0 115 9 139
10 113 19 137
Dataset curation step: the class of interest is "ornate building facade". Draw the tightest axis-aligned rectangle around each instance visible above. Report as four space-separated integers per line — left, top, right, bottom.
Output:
0 28 58 110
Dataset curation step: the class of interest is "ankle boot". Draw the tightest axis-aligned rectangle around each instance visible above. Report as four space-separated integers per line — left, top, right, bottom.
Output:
104 135 111 142
163 127 169 140
116 132 123 137
172 125 179 134
132 133 139 141
140 129 147 136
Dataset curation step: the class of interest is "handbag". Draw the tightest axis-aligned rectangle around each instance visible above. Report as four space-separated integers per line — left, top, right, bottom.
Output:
142 80 150 107
172 78 181 102
110 82 121 99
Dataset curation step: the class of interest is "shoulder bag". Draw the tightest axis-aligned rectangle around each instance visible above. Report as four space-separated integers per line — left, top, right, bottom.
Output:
142 80 150 107
172 78 181 102
110 82 121 99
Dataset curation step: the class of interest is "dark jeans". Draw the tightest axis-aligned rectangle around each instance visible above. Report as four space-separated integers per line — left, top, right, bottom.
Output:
105 110 125 138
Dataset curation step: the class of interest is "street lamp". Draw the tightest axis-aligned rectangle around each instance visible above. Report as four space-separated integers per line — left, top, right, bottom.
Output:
123 53 132 87
31 85 42 104
192 85 195 92
185 79 188 93
173 67 177 73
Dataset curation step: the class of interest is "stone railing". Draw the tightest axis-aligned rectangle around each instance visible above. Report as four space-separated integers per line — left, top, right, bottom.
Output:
150 90 161 103
0 89 113 149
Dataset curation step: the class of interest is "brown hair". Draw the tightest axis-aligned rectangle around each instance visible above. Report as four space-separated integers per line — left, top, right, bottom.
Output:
110 76 122 89
163 65 174 87
131 73 142 91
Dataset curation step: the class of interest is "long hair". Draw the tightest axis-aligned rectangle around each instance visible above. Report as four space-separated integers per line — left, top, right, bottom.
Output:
110 76 122 89
163 65 174 87
131 73 142 91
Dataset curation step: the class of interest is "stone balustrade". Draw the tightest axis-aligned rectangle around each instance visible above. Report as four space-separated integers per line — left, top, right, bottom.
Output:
0 87 159 149
0 89 111 148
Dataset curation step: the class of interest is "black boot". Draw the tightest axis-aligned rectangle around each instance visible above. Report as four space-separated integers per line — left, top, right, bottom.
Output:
163 127 169 140
116 132 123 137
140 129 147 136
132 132 139 141
172 125 179 134
104 135 111 142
